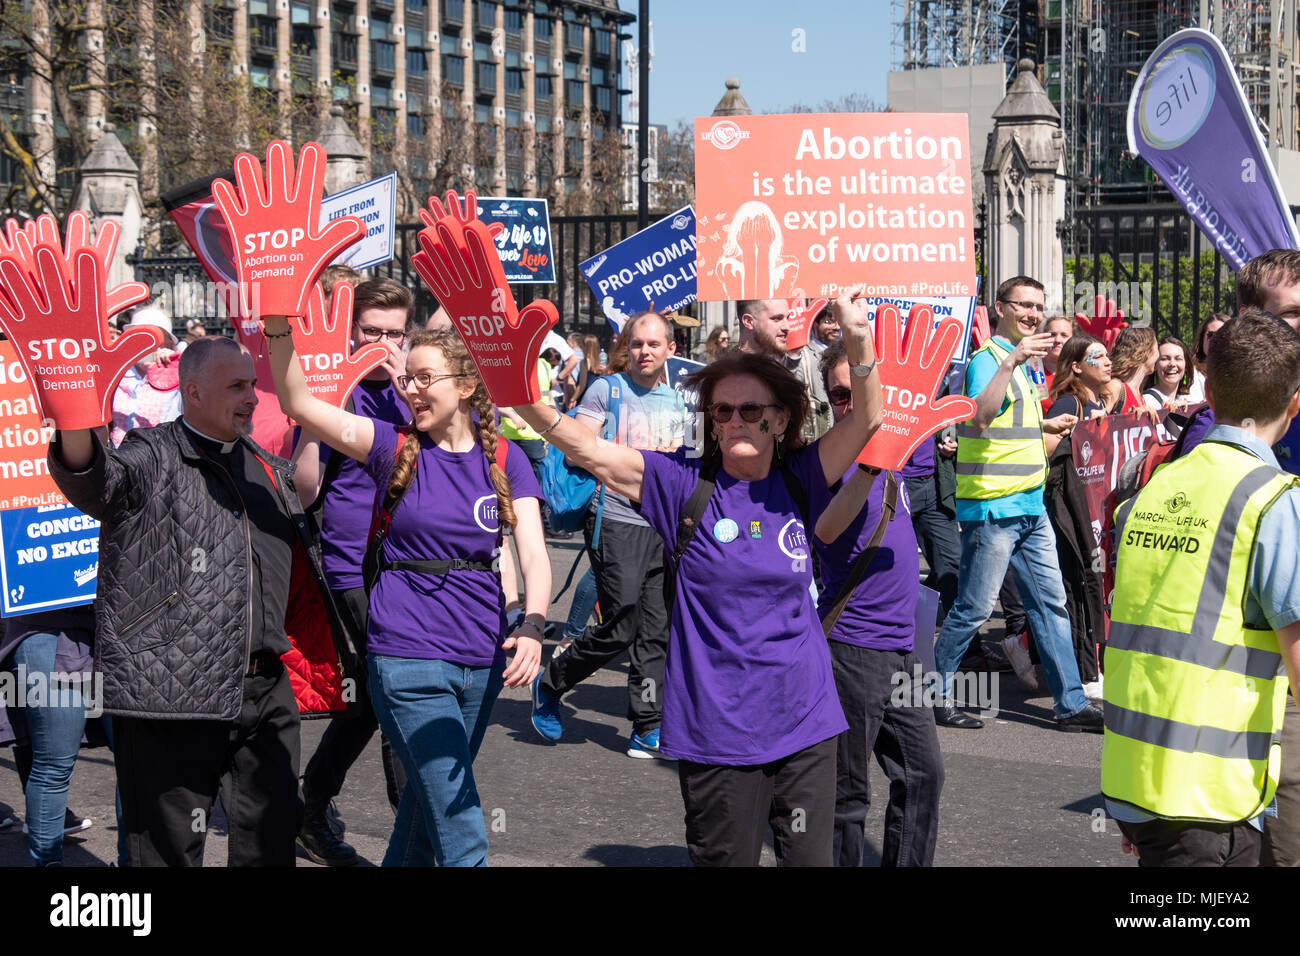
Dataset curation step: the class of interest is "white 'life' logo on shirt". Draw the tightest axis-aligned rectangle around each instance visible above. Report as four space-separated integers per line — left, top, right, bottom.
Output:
779 519 809 560
473 494 499 532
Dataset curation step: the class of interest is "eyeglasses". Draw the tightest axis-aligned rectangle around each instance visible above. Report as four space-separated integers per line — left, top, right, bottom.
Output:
828 387 852 408
707 402 781 423
358 326 408 343
998 299 1045 313
397 372 464 389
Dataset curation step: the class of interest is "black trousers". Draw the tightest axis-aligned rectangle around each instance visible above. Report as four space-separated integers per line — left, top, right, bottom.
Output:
301 586 406 811
113 661 301 867
677 736 838 867
1118 817 1262 867
829 642 944 867
905 474 960 626
542 513 669 735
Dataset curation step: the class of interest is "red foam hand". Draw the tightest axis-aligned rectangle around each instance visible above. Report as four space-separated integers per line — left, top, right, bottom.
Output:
858 303 978 472
785 295 828 351
0 247 162 429
971 304 991 350
417 190 506 240
211 140 365 319
0 213 149 318
410 190 558 408
1075 295 1127 351
290 282 391 408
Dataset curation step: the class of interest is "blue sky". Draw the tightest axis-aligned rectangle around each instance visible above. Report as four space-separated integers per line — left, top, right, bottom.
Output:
619 0 894 127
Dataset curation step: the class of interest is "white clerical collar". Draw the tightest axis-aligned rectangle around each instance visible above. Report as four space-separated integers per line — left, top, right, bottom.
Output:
182 418 238 453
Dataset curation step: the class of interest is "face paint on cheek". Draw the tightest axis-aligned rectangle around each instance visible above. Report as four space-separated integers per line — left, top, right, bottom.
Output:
1084 349 1103 368
759 419 770 433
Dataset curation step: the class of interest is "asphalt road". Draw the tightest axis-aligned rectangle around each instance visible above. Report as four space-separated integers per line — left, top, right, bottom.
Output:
0 535 1128 867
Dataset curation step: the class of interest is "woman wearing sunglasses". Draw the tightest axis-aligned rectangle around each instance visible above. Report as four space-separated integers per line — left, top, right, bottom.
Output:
514 294 882 865
264 325 550 867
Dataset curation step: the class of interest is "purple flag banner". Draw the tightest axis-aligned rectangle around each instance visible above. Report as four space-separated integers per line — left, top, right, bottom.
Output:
1128 28 1300 270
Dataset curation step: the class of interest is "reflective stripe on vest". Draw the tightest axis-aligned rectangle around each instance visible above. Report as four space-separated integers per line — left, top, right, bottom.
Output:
1103 441 1295 822
955 340 1047 499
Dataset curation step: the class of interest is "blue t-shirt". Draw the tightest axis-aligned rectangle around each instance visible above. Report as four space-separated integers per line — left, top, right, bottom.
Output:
634 445 848 765
956 336 1045 522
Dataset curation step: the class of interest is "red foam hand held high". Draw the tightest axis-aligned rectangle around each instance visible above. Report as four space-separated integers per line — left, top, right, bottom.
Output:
785 295 829 351
0 213 148 319
291 282 390 408
0 247 162 430
1075 295 1127 351
858 303 978 471
211 140 365 319
410 190 558 408
970 304 991 351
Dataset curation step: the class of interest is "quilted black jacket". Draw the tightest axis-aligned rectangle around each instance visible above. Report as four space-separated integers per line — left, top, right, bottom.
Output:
48 422 349 721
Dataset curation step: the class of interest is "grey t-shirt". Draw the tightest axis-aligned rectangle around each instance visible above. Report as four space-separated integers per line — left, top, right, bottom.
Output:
577 373 689 527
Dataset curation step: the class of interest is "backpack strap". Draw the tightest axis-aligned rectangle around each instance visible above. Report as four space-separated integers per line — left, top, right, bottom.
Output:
590 374 624 551
663 458 719 614
819 471 900 637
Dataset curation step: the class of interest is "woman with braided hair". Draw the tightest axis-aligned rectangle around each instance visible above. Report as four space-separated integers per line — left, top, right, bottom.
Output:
264 323 550 867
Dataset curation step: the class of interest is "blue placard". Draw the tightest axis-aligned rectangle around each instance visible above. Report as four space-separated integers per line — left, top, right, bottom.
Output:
0 503 99 616
474 197 555 283
580 206 697 331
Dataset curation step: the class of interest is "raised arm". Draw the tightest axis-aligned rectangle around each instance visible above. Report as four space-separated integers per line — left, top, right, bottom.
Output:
816 290 883 485
263 314 380 463
814 465 879 544
290 429 326 508
515 402 646 502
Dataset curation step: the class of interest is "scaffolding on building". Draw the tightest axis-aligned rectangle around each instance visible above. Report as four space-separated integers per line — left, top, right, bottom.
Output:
891 0 1029 72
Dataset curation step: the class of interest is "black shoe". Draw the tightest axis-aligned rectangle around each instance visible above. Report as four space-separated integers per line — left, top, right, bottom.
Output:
1057 703 1105 734
298 806 358 866
935 704 984 729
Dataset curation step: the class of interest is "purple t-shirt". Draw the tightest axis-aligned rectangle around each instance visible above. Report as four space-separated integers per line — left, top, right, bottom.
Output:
320 379 410 590
363 423 541 666
810 469 920 650
901 439 935 480
635 445 848 765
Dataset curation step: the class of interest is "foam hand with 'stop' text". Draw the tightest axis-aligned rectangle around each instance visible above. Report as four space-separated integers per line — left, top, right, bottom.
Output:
859 303 978 471
290 282 391 408
410 190 558 408
0 247 162 430
211 140 365 320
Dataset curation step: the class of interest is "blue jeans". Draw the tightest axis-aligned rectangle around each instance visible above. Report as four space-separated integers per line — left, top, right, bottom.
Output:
367 655 505 867
934 513 1089 718
564 567 599 640
11 633 87 865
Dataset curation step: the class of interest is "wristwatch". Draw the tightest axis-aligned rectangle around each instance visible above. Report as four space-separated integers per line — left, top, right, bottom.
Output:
851 359 877 378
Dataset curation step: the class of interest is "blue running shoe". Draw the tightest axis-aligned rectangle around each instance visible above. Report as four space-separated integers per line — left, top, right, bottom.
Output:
627 728 673 759
531 674 563 742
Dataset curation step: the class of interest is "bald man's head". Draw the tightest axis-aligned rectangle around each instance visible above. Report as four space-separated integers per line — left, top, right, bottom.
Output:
179 336 258 440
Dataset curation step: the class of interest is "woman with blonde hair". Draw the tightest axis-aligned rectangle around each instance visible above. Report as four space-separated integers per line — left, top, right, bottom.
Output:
264 323 550 867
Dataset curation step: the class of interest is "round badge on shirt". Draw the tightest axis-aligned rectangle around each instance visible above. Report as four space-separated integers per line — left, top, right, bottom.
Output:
712 518 739 543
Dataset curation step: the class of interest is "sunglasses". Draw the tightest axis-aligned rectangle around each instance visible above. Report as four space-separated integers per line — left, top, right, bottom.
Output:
707 402 781 423
828 387 852 407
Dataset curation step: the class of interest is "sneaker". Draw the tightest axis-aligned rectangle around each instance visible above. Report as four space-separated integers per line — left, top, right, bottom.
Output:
297 806 358 866
627 728 673 759
531 674 563 742
1057 702 1105 734
23 808 92 838
324 799 345 839
1000 633 1040 692
1082 677 1104 703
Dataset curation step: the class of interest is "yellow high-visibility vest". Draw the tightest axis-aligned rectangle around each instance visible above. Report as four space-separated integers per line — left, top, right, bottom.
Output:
1104 440 1297 821
955 339 1047 500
